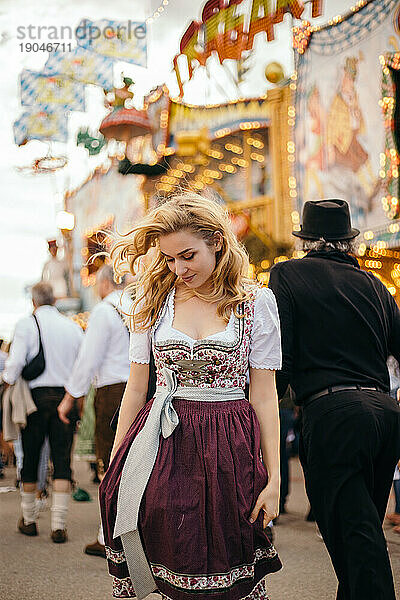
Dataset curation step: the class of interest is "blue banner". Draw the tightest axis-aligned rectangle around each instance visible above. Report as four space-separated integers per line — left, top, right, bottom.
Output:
43 46 115 91
20 69 85 110
14 108 68 145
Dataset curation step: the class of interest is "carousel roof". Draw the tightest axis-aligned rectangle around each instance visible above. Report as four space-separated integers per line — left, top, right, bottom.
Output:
99 107 152 141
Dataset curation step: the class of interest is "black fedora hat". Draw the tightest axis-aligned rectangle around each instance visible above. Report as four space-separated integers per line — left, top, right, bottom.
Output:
293 199 360 241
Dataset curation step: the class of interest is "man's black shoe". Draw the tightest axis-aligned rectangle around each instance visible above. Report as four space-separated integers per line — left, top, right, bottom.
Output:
18 517 37 536
51 529 68 543
84 540 106 557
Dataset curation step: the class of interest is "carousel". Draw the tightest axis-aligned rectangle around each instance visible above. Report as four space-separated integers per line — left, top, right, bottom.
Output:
96 70 294 285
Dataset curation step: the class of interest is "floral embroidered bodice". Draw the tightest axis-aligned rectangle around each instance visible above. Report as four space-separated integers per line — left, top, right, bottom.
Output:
129 286 282 389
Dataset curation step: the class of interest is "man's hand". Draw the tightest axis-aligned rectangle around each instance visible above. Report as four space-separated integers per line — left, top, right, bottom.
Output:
58 392 76 424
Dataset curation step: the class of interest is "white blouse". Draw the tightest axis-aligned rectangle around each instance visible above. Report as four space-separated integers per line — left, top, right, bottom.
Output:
129 287 282 371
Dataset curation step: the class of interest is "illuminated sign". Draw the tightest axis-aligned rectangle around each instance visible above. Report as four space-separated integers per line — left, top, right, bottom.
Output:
174 0 323 95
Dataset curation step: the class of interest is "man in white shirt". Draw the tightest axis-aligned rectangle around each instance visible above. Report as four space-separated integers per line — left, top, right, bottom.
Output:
2 282 83 542
41 239 68 299
58 264 131 557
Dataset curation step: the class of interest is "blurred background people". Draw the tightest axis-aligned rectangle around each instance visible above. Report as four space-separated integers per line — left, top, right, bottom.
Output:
13 433 50 503
387 355 400 398
386 463 400 534
59 264 131 557
279 387 296 515
41 239 68 300
0 339 7 478
2 282 82 542
1 336 50 504
386 357 400 534
0 339 7 373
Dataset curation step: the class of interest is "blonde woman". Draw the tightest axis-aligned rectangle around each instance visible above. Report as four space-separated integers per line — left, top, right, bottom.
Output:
99 194 282 600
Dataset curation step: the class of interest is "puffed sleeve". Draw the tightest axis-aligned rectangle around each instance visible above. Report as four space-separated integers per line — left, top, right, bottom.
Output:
128 300 151 364
129 328 151 364
249 287 282 370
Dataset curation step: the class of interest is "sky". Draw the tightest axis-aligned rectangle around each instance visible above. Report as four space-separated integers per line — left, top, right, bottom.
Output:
0 0 355 339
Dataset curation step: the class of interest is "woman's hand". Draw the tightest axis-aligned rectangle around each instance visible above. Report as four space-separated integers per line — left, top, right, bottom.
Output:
250 479 280 529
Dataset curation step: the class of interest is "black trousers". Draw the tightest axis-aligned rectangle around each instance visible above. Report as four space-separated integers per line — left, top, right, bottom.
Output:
279 407 295 510
21 387 74 483
300 390 400 600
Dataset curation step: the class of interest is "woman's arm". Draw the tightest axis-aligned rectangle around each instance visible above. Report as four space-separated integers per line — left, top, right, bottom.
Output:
248 367 280 527
110 362 150 463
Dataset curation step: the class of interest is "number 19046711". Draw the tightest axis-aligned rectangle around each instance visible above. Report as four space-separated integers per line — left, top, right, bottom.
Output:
19 42 72 52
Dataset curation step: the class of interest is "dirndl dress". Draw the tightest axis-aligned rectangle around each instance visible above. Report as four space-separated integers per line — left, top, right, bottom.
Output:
99 286 283 600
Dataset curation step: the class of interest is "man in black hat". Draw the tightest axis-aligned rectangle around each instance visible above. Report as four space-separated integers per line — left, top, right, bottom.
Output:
269 199 400 600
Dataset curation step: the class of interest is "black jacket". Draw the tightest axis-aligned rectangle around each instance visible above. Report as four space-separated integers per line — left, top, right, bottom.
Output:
268 250 400 404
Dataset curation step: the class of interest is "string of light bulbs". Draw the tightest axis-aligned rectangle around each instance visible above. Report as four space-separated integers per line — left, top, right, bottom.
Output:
146 0 170 25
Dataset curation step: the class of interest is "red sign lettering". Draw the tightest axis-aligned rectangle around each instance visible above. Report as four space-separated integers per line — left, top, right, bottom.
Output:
174 0 324 93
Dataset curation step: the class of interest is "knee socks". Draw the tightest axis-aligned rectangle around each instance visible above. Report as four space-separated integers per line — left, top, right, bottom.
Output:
51 492 70 531
20 490 37 525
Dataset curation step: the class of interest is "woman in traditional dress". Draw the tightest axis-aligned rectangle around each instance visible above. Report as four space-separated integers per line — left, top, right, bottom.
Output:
99 193 282 600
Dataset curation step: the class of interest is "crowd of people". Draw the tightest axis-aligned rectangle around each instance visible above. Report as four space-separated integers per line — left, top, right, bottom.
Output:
0 194 399 600
0 265 136 548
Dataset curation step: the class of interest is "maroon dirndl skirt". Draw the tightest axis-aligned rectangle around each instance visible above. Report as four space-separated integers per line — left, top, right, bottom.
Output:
99 397 282 600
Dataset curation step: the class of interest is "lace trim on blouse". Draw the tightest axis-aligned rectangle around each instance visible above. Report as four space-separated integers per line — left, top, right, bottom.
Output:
129 287 282 370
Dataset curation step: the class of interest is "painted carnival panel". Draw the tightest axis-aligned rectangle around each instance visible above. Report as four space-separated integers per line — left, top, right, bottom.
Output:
295 0 400 231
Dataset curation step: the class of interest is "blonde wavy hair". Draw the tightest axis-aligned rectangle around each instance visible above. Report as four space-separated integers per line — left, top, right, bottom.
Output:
111 192 256 331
